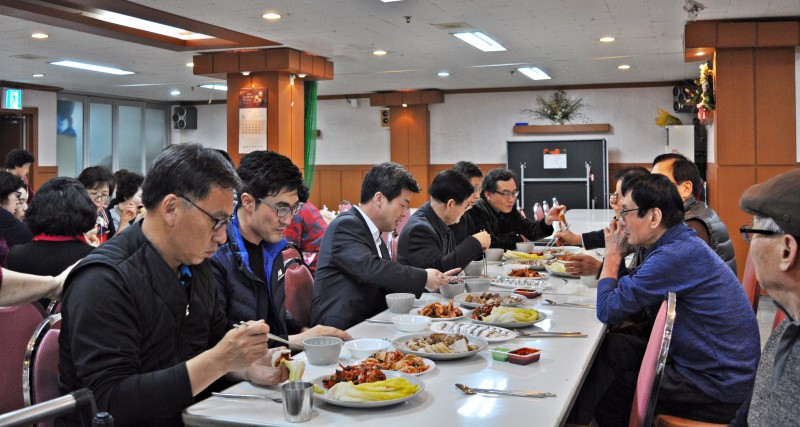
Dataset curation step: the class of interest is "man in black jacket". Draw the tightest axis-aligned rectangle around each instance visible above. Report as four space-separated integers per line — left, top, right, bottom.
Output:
59 144 288 426
211 150 350 348
451 161 484 245
463 168 562 250
397 169 489 271
310 162 456 330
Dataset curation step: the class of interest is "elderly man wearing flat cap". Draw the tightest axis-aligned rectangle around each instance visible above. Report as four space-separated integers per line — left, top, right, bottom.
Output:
730 168 800 426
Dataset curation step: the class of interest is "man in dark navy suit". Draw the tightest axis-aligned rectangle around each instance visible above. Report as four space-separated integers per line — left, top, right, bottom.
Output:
310 162 456 330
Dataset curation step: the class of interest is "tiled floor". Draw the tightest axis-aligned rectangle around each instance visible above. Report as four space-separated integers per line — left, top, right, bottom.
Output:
756 294 777 348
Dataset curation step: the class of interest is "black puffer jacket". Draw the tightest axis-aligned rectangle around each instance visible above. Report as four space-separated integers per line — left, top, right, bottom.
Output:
58 222 226 426
684 198 737 273
464 198 554 250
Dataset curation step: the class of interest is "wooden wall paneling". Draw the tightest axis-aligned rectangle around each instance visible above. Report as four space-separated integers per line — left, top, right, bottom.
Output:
718 22 757 48
754 48 796 165
757 165 798 183
715 165 757 279
407 106 429 166
213 52 240 73
685 21 718 48
705 163 719 212
715 49 756 165
239 51 266 72
389 107 409 165
275 72 293 156
290 80 305 164
406 165 429 208
192 54 213 74
756 22 799 47
318 170 342 212
309 172 322 209
340 170 364 206
33 166 57 191
226 73 245 165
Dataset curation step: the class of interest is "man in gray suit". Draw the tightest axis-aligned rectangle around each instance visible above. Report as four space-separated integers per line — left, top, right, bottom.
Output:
310 162 456 330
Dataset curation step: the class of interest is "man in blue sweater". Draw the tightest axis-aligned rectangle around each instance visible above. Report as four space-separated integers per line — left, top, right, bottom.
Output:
569 174 760 426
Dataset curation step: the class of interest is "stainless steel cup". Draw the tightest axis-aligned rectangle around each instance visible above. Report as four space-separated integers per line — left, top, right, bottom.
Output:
281 381 313 423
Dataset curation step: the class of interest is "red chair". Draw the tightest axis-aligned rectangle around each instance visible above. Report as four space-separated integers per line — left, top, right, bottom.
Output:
629 292 676 427
773 310 786 331
0 304 44 415
741 253 760 313
23 314 62 427
284 265 314 327
389 212 411 261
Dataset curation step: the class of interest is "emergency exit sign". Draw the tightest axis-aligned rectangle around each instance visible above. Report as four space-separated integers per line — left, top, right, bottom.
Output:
2 88 22 110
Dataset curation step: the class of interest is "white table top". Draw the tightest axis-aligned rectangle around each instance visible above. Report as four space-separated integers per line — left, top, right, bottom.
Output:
183 270 606 427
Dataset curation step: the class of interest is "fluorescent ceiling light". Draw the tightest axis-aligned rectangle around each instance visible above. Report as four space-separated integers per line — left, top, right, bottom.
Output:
380 0 404 2
695 51 705 56
32 73 44 78
31 33 49 39
50 60 134 75
599 36 615 42
83 10 212 40
170 90 181 96
453 32 506 52
200 84 227 91
186 62 194 67
262 12 281 20
617 64 631 70
517 67 551 80
438 71 450 77
373 50 388 56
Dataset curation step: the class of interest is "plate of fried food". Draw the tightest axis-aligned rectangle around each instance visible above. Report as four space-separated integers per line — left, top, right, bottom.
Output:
454 291 526 308
392 332 488 360
429 321 517 342
468 304 546 328
312 365 424 408
359 350 434 376
410 300 465 321
502 266 547 279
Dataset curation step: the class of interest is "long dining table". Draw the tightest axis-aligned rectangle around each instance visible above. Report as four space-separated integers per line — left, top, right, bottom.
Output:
183 209 614 427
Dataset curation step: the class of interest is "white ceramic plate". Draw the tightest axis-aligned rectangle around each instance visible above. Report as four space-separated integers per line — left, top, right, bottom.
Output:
545 263 576 278
491 277 551 290
392 333 488 361
502 251 554 261
357 356 436 376
429 321 517 342
453 292 526 308
409 307 466 322
503 259 548 271
500 269 548 280
312 370 425 408
467 311 547 329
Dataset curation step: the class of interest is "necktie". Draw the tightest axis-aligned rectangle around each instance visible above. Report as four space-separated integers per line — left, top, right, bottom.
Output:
378 237 391 260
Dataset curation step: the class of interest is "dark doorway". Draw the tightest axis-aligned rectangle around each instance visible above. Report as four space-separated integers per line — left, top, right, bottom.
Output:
0 113 27 157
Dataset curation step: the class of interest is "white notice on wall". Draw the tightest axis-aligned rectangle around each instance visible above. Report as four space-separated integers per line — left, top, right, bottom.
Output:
238 108 267 153
543 152 567 169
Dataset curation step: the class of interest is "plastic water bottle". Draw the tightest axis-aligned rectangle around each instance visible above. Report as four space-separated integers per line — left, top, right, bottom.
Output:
533 202 544 220
542 200 550 214
552 197 560 207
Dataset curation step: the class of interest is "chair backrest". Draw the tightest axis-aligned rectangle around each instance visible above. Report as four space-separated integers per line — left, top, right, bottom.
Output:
629 292 677 427
284 265 314 327
741 253 760 313
282 245 302 270
46 299 61 316
773 310 787 331
24 314 62 411
0 304 44 415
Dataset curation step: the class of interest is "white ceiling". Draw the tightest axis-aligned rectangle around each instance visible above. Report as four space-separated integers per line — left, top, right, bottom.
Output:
1 0 798 101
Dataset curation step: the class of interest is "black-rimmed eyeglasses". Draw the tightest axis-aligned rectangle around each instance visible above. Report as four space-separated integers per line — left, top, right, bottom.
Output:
618 207 646 220
739 225 783 244
259 199 303 218
492 190 519 199
178 195 233 231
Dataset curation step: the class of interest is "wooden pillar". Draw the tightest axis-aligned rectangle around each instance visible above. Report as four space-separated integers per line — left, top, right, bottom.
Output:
193 48 333 167
370 90 444 207
686 20 798 279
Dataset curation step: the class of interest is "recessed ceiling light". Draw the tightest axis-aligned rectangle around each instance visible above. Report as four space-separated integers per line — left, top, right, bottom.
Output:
50 60 135 75
617 64 631 70
186 62 194 67
31 33 49 39
517 67 551 80
453 32 506 52
402 103 408 107
381 0 403 2
262 12 281 20
242 71 251 76
695 51 705 56
599 36 615 43
170 90 181 96
200 84 228 91
373 50 388 56
32 73 44 78
438 71 450 77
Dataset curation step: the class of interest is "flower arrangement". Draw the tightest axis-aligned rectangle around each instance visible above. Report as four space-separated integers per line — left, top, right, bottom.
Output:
522 90 588 125
697 63 715 111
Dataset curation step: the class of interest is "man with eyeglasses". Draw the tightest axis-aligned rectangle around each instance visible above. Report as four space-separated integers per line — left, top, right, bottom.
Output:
60 144 290 426
730 169 800 426
652 153 737 273
211 150 350 348
463 168 562 250
568 174 759 426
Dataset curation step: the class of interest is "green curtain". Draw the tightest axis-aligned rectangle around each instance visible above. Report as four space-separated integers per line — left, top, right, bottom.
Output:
303 80 318 189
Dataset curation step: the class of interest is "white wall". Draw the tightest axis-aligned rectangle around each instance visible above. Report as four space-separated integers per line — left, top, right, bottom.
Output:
315 99 390 165
316 86 691 166
169 103 227 151
23 90 57 166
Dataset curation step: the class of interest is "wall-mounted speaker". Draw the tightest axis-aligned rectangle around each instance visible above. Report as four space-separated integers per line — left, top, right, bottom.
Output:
380 108 390 128
672 81 695 114
172 106 198 130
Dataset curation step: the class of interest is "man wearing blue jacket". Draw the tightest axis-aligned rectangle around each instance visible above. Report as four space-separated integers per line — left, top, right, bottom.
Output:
211 151 349 348
569 173 760 425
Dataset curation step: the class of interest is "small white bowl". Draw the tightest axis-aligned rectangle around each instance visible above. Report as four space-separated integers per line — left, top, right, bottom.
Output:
344 338 391 359
515 242 536 253
484 248 504 261
391 315 431 332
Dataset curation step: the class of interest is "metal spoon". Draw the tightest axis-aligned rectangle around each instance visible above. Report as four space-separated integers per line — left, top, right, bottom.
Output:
544 299 595 309
455 383 556 398
212 392 283 403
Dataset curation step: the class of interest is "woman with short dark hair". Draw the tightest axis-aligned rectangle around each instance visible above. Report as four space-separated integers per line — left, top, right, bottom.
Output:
107 169 144 238
77 165 115 243
7 177 95 280
0 171 33 265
